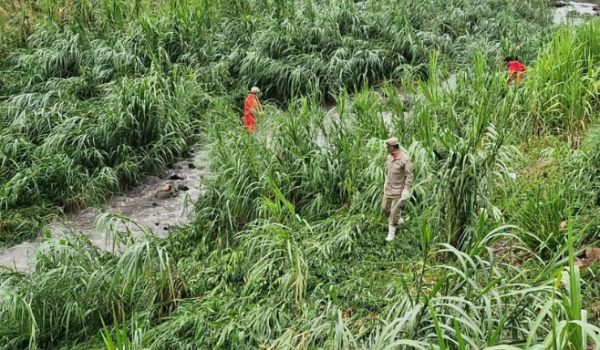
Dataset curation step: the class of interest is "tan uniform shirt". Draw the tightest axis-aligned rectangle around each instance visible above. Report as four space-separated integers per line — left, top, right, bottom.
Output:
384 151 413 197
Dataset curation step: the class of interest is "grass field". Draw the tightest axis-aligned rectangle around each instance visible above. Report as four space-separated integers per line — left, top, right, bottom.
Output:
2 0 600 349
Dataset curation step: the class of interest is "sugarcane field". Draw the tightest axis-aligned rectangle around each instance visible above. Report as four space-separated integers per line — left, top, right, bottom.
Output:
3 0 600 349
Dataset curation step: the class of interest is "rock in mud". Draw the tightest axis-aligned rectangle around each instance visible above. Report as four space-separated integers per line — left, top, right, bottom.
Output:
188 163 196 169
155 192 173 200
155 185 174 199
586 247 600 261
576 248 600 268
554 1 567 7
177 184 189 191
559 220 567 231
170 174 185 180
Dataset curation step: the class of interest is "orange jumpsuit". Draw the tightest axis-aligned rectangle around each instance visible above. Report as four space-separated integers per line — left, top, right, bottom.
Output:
507 61 526 85
243 94 263 132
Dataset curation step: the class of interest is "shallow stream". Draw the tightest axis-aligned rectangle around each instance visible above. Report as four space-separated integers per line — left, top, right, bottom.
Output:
554 1 600 24
0 149 209 271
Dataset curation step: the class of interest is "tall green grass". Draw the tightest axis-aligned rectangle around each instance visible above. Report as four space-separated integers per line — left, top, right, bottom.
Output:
525 24 600 138
0 0 556 244
3 1 600 350
3 52 598 346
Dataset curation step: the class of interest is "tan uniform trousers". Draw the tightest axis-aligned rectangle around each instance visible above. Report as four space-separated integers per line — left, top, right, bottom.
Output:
382 196 404 227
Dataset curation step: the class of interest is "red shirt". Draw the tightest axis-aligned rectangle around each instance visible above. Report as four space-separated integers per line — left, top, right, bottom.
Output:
507 61 526 84
508 61 526 73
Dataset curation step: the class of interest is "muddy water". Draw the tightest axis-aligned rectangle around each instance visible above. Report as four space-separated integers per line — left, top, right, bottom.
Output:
0 148 209 271
554 2 599 25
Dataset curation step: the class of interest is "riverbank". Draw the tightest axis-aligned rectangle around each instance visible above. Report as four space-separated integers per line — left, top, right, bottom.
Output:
0 149 208 270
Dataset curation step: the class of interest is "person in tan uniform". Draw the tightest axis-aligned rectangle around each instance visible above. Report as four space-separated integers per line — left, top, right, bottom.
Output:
382 137 413 241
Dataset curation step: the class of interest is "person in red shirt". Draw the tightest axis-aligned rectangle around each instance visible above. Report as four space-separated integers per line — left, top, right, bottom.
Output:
504 57 527 86
243 87 264 133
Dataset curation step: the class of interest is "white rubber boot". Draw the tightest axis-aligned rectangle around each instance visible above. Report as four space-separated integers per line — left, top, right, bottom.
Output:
385 225 396 241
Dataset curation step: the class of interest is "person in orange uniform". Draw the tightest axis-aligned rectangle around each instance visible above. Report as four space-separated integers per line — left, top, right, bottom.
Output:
243 86 264 133
504 57 526 86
